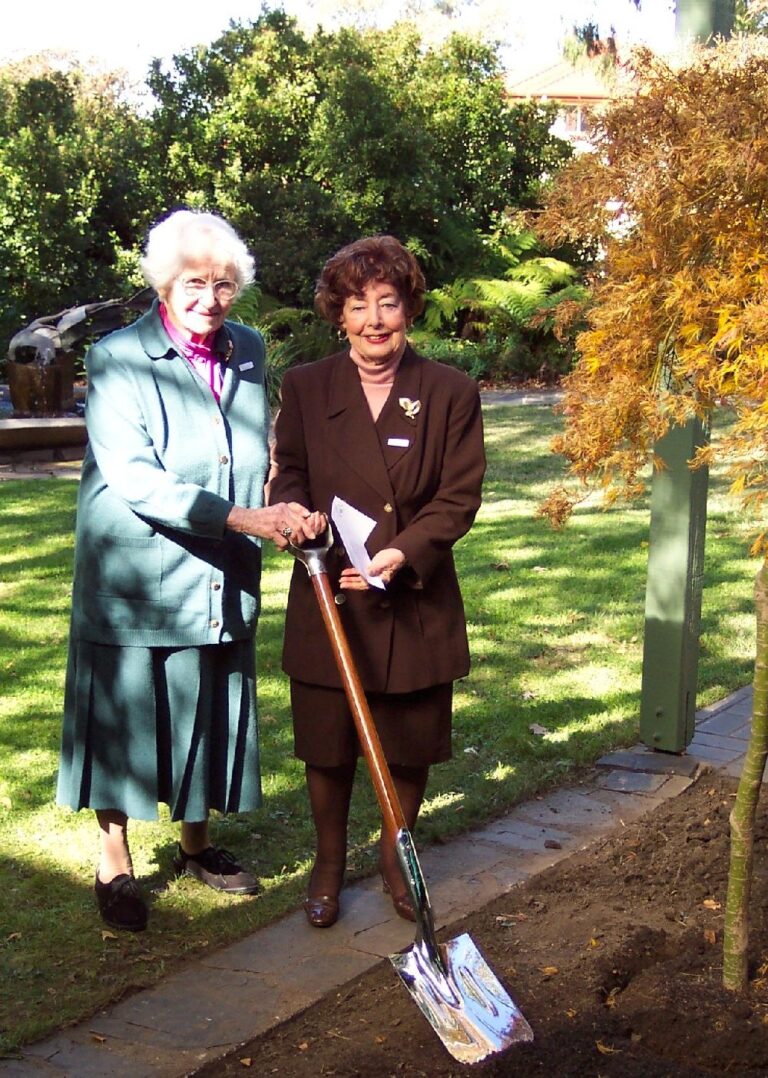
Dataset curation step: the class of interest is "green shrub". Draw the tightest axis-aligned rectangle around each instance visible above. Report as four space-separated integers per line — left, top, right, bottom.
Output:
230 288 336 406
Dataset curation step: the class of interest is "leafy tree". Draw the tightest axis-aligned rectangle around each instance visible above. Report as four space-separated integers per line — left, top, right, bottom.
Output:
148 12 569 303
0 57 156 349
534 38 768 992
0 12 571 355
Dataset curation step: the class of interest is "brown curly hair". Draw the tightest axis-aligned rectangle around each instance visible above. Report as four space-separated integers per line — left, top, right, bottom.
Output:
314 235 426 326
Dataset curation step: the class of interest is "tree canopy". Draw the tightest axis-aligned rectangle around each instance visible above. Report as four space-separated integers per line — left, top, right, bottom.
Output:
147 10 570 304
535 38 768 548
0 10 569 349
0 59 156 345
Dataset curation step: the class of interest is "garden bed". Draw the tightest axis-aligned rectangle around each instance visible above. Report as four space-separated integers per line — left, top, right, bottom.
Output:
196 769 768 1076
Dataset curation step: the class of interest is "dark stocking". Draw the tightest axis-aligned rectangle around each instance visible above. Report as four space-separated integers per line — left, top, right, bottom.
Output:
379 764 429 896
305 762 356 898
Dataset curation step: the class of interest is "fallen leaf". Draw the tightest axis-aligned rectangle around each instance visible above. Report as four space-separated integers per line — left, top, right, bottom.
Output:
239 1059 252 1068
589 938 601 949
544 839 562 850
297 1042 309 1051
539 966 559 977
566 1008 577 1019
596 1040 621 1055
6 932 21 941
374 1036 386 1044
101 930 118 941
529 723 548 737
495 915 520 928
704 929 717 945
90 1034 106 1044
703 898 721 910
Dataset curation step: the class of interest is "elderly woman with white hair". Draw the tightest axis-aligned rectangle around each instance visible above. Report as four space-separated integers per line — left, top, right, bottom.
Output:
57 209 321 931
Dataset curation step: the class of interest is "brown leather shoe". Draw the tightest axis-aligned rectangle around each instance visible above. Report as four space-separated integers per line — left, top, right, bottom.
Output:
95 872 148 932
303 893 340 928
382 877 416 922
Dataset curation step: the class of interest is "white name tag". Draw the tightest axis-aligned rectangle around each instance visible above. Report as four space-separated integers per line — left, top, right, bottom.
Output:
239 361 254 371
387 437 410 448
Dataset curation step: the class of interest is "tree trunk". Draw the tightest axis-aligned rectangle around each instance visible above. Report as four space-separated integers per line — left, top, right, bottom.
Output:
723 558 768 991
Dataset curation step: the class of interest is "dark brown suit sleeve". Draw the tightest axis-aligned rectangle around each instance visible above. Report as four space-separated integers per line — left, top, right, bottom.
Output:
269 373 313 510
392 375 485 586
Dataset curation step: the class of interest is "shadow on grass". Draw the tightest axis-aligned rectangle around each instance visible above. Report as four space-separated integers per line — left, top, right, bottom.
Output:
0 405 759 1052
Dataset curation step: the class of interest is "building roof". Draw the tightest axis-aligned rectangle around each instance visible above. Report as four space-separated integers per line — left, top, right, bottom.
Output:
507 59 613 104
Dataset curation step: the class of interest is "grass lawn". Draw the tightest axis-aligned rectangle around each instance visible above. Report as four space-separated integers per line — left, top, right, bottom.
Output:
0 402 757 1054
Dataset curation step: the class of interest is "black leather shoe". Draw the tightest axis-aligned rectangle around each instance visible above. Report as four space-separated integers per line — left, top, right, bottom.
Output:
172 845 260 894
303 894 340 928
382 877 416 922
95 873 148 932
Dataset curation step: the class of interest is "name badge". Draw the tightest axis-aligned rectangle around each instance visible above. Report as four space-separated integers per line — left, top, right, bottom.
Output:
387 437 410 448
239 361 254 371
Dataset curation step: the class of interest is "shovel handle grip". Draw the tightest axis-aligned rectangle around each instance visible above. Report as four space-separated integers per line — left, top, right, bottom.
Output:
310 572 407 837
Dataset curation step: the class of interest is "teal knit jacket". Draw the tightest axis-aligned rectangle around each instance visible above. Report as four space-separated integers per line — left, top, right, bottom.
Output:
70 301 271 647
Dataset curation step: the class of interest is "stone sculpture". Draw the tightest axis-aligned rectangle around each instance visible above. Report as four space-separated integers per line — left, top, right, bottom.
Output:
6 289 153 416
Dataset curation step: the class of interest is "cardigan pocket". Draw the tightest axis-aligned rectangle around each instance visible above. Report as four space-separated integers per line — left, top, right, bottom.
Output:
93 535 163 603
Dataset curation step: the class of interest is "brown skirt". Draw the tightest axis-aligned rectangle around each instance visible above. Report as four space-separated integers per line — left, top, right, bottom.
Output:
290 679 453 768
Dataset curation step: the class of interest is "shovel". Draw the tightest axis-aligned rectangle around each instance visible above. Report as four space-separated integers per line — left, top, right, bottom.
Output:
288 531 533 1064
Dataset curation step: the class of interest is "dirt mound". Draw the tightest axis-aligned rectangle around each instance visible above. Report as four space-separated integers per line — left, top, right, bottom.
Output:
195 772 768 1076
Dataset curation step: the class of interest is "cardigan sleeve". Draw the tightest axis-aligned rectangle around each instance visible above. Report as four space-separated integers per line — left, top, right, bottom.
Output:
391 376 485 585
84 340 234 538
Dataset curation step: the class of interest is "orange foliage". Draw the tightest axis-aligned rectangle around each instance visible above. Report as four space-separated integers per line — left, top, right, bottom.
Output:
535 39 768 546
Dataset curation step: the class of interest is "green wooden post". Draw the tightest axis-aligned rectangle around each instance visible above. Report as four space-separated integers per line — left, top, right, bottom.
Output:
638 0 732 753
639 418 710 751
676 0 736 40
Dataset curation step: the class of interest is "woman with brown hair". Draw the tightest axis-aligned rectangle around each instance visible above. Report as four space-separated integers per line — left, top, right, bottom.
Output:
270 235 485 927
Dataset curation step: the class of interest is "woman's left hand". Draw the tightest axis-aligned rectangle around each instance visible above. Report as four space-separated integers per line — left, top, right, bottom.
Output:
339 548 406 590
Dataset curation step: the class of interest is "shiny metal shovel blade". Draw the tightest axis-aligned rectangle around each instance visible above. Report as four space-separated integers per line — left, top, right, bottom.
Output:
390 933 533 1064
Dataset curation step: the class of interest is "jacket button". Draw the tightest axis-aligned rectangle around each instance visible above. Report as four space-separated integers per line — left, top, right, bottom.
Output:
219 454 229 465
334 593 346 606
211 582 221 591
383 502 393 513
210 618 220 628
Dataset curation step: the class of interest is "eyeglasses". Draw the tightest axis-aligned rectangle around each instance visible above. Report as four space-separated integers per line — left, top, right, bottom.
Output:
178 277 239 302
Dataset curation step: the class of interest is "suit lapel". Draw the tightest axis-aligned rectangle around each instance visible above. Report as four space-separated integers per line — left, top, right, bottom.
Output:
377 346 423 471
326 351 394 502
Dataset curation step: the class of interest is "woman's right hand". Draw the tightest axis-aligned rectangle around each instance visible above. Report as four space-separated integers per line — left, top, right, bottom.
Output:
227 503 323 549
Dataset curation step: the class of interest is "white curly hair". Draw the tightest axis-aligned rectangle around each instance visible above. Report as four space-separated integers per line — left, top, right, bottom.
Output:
140 209 256 295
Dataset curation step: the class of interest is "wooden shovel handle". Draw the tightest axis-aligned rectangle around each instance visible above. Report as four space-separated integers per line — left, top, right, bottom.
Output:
310 572 407 837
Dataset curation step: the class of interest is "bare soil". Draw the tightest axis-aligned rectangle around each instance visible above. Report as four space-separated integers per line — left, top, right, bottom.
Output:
195 771 768 1077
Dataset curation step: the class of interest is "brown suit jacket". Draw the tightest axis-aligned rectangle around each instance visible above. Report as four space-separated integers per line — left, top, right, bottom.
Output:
270 344 486 693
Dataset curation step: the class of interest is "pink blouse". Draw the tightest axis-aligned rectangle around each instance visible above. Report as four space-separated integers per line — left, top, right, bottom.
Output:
160 303 224 402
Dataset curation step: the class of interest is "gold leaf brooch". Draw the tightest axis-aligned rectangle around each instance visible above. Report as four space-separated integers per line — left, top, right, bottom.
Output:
398 397 421 421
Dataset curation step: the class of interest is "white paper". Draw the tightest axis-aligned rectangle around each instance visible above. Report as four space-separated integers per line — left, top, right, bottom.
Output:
331 495 386 590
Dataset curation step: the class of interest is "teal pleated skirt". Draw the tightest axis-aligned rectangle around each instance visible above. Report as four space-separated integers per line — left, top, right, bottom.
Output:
57 638 261 822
